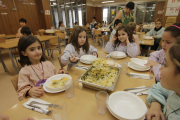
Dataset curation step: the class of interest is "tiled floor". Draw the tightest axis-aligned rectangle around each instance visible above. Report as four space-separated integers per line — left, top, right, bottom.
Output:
0 37 104 113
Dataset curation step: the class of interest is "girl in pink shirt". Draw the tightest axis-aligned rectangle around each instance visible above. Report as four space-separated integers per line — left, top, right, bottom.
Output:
17 36 67 101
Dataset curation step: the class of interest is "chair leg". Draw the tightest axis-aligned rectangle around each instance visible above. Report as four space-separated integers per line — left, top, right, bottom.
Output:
51 51 53 58
14 55 20 71
49 50 53 64
0 52 9 72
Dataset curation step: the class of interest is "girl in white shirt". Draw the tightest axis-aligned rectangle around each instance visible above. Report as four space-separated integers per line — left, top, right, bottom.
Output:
61 26 98 69
59 21 68 45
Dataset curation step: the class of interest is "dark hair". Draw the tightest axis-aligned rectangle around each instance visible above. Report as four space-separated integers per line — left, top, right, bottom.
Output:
20 26 32 35
75 22 78 25
69 26 89 53
139 22 142 24
19 18 27 23
94 23 98 28
92 17 96 20
165 23 180 38
59 21 63 28
114 19 122 27
126 2 135 10
169 37 180 74
114 25 134 47
128 22 136 32
18 36 47 67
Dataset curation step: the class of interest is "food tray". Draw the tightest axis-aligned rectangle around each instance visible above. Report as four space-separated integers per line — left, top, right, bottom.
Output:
77 65 121 92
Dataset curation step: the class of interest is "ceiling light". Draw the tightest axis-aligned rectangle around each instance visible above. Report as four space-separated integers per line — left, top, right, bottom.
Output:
102 1 114 3
53 3 57 5
66 2 75 4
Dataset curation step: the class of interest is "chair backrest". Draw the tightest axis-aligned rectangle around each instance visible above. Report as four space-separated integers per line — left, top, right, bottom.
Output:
39 29 45 36
0 34 6 43
166 17 177 23
56 33 65 39
35 31 40 35
49 36 59 44
55 31 61 35
57 53 65 68
94 30 101 35
104 35 110 42
11 75 18 91
69 28 74 32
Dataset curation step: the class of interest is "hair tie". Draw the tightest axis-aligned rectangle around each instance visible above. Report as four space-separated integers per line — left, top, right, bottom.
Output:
170 25 180 30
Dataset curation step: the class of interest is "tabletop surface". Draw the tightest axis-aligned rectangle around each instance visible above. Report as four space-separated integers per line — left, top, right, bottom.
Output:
3 55 155 120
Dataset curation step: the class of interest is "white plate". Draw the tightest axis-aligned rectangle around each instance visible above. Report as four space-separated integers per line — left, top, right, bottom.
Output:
108 91 147 120
43 84 65 93
128 62 150 71
106 60 121 68
80 55 97 64
110 51 126 59
44 74 72 92
131 58 149 69
143 36 153 40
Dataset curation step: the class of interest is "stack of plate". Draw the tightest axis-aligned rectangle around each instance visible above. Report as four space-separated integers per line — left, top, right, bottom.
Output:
110 51 126 59
143 35 153 40
107 91 147 120
128 58 150 71
80 55 97 64
43 74 72 93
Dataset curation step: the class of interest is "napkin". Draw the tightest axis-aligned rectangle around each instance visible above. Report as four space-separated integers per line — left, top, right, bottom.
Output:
75 65 89 71
126 86 148 96
23 98 50 113
130 72 151 80
139 41 144 43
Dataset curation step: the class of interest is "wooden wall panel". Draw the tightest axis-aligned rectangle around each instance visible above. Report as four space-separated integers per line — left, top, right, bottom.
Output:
0 0 51 35
154 1 165 21
86 6 102 23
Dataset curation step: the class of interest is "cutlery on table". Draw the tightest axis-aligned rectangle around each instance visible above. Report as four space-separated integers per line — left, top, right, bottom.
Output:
29 101 59 108
26 103 52 115
131 89 149 95
124 86 151 91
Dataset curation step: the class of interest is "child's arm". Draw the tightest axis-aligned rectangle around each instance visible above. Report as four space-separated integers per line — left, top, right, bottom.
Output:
16 28 22 38
146 29 154 36
126 39 139 58
155 28 165 39
133 34 141 54
105 35 116 53
89 45 98 57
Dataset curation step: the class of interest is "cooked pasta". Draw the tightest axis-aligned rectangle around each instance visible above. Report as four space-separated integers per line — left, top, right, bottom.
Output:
49 77 69 88
84 59 118 87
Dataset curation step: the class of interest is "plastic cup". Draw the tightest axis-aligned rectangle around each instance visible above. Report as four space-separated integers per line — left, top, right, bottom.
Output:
63 79 74 98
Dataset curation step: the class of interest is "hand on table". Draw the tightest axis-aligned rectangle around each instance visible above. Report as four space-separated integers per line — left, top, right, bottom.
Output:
145 106 166 120
70 54 79 62
145 60 159 68
57 69 69 74
28 87 44 98
92 52 98 57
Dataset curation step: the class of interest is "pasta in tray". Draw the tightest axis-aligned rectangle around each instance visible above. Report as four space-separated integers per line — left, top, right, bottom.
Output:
83 59 119 87
49 77 69 88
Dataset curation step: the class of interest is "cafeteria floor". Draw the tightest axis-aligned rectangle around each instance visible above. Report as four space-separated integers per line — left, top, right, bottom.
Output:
0 37 105 113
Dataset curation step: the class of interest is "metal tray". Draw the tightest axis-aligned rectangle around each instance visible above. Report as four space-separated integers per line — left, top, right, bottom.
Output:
77 65 121 92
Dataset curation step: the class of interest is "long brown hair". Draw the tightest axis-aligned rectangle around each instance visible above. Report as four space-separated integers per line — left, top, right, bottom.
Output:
114 25 134 47
69 26 89 53
18 36 47 67
169 37 180 74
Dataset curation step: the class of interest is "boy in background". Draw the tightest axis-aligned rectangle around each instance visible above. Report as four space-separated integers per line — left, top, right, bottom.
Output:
20 26 32 36
109 19 122 39
16 18 27 38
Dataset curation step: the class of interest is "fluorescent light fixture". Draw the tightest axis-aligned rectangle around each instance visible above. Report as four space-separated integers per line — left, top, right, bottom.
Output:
82 4 86 5
102 1 114 3
53 3 56 5
66 2 75 4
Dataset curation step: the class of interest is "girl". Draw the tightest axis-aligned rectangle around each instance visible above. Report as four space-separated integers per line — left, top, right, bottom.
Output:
105 25 139 58
128 22 140 54
145 23 180 82
146 39 180 120
17 36 68 101
61 26 98 69
59 21 68 45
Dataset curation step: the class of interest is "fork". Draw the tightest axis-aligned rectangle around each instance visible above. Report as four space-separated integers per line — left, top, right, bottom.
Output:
131 88 149 95
27 103 52 115
29 101 59 108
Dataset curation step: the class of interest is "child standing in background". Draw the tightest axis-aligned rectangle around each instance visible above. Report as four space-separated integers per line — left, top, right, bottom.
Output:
17 18 27 38
61 26 98 69
105 25 139 58
109 19 122 40
128 22 140 54
145 23 180 82
146 39 180 120
59 21 68 45
17 36 67 101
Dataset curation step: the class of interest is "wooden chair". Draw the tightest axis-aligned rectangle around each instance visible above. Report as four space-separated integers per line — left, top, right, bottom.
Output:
94 30 103 46
56 33 66 46
0 34 6 43
39 29 45 36
11 75 18 91
44 36 61 63
55 31 62 35
69 28 74 35
103 35 109 47
35 31 40 35
57 53 65 69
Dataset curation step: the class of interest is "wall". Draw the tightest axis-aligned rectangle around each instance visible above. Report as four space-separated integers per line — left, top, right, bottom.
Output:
0 0 52 35
86 6 102 23
154 1 165 21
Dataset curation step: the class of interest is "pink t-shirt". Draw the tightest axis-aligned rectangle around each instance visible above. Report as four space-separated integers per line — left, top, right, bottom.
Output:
17 61 57 100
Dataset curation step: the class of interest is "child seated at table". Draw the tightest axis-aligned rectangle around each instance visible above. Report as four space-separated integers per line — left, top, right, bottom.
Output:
105 25 139 58
145 40 180 120
17 18 27 38
58 21 68 45
74 22 78 26
146 18 165 50
92 23 98 38
145 23 180 82
20 26 32 37
136 22 143 32
17 35 68 101
98 22 102 29
128 22 140 54
109 19 122 40
61 26 98 69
